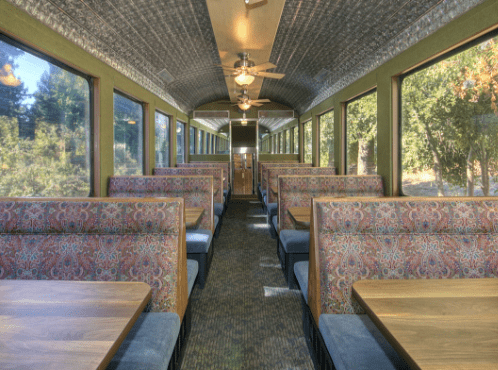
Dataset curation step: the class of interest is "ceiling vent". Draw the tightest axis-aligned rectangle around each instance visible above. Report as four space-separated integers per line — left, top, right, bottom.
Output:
258 110 294 119
314 68 331 82
158 68 175 84
193 110 230 119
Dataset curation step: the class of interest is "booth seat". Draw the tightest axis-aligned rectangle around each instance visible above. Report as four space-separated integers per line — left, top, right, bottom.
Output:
306 197 498 370
108 175 215 289
0 197 190 370
278 175 384 288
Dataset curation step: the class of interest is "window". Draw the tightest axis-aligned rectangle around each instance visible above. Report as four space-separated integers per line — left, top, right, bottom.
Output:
206 132 211 154
280 132 284 153
401 33 498 196
176 120 185 164
293 126 299 154
114 92 144 175
199 130 204 154
0 35 92 197
212 134 215 154
319 110 334 167
155 111 169 168
189 126 196 154
303 121 312 163
286 129 291 154
346 90 377 175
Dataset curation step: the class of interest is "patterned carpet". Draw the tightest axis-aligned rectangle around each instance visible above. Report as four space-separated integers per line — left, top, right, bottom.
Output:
181 195 314 369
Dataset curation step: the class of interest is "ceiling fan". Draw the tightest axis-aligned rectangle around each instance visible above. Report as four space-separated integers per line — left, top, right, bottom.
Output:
235 85 271 110
219 52 285 86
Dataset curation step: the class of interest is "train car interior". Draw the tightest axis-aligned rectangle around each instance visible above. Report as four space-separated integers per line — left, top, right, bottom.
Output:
1 0 498 369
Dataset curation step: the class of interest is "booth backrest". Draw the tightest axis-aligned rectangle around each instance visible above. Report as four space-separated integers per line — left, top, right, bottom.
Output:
267 167 336 204
0 197 188 319
108 175 215 233
178 163 229 191
261 163 312 195
258 161 299 182
309 197 498 325
154 167 223 203
278 175 384 231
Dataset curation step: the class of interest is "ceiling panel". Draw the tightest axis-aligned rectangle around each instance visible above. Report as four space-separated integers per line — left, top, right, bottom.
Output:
6 0 487 131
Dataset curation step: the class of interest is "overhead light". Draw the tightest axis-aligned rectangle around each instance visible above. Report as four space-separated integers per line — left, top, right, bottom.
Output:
127 120 136 124
238 102 252 111
235 72 255 86
241 112 248 125
0 64 21 87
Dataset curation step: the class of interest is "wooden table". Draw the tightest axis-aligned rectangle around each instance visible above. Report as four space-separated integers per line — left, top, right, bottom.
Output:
352 278 498 370
185 207 204 228
214 187 220 197
288 207 311 229
0 280 151 370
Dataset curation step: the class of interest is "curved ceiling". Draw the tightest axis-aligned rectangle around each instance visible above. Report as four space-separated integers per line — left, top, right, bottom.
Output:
7 0 485 131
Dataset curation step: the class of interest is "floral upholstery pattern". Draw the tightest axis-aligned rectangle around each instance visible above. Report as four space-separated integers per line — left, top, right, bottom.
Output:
261 163 312 196
267 167 336 204
258 161 298 182
179 162 229 190
154 167 223 203
279 175 384 231
0 198 183 313
109 176 214 232
313 197 498 315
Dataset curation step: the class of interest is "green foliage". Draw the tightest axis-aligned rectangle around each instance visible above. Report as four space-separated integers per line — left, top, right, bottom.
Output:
0 117 90 196
319 110 334 167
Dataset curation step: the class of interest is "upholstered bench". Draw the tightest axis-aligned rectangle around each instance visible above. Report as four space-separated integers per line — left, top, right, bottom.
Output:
307 196 498 370
278 175 384 289
108 175 216 289
0 197 190 370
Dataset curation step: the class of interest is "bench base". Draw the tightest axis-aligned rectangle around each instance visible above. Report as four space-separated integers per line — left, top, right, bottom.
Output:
278 242 308 289
187 240 214 289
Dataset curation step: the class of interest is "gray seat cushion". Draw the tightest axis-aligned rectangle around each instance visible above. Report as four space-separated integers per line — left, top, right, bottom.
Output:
267 202 278 219
319 314 410 370
279 230 310 253
214 215 219 229
294 261 309 304
186 229 213 254
107 312 181 370
187 259 198 297
214 203 224 216
262 189 266 197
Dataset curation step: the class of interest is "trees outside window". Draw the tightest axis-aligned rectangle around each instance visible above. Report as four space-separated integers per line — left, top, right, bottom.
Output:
155 111 169 167
0 37 92 196
176 121 185 164
189 126 196 155
319 110 334 167
346 91 377 175
402 34 498 196
303 121 312 163
293 126 299 154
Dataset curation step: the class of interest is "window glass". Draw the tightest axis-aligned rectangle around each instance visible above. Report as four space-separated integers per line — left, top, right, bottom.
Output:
402 34 498 196
293 126 299 154
206 132 211 154
212 134 215 154
155 111 169 168
189 126 196 155
0 36 91 196
176 121 185 164
280 132 284 153
303 121 312 163
346 90 377 175
286 129 291 153
114 92 143 175
199 130 204 154
320 110 334 167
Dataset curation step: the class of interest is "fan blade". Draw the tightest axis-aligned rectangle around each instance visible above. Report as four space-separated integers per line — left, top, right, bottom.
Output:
216 64 237 71
251 99 271 103
246 0 266 4
256 72 285 79
250 102 263 107
249 62 277 73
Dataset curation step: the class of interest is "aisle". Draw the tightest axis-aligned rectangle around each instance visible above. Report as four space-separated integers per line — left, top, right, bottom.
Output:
181 195 314 369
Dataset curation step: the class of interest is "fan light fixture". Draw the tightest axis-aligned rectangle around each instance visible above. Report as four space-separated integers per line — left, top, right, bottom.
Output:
0 64 21 87
238 102 252 111
241 113 248 125
234 72 255 86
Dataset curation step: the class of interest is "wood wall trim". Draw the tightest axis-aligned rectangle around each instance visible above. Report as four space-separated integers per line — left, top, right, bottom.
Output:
309 197 321 326
93 78 101 196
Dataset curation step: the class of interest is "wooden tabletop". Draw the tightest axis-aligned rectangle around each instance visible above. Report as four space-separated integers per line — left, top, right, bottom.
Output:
0 280 151 370
288 207 311 229
214 187 220 196
271 186 278 196
185 207 204 228
352 278 498 370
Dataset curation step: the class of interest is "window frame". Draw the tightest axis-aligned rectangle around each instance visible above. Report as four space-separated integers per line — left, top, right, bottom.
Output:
154 109 171 168
176 120 186 164
319 108 334 168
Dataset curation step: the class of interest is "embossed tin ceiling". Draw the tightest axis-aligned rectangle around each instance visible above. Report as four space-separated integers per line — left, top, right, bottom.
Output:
6 0 486 131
